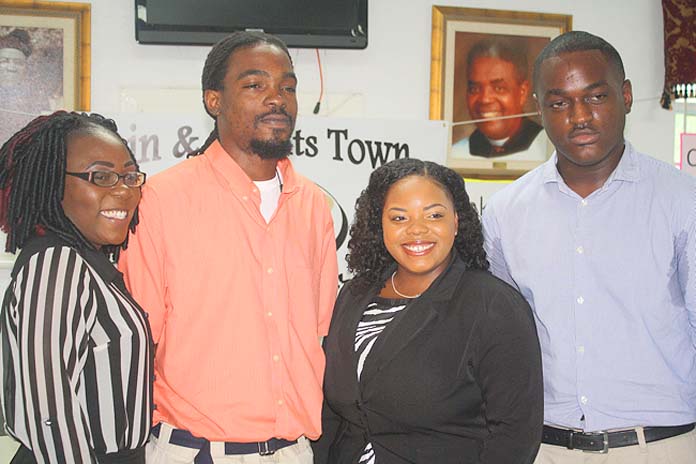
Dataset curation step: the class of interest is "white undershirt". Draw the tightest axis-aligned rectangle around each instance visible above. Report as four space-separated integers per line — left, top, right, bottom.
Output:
253 171 282 223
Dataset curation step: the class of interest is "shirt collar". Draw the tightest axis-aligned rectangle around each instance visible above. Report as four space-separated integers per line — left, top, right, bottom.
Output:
542 140 640 185
204 140 301 194
15 232 120 283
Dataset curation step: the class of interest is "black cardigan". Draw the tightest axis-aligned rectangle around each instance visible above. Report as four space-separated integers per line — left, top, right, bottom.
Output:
313 256 543 464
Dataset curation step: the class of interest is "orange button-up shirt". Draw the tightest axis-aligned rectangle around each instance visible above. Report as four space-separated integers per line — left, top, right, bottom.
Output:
119 141 338 441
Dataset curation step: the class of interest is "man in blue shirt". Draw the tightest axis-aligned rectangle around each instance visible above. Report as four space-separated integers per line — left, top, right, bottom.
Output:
483 31 696 463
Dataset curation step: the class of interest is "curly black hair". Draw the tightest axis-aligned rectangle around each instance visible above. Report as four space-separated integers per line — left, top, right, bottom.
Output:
346 158 488 290
0 110 140 258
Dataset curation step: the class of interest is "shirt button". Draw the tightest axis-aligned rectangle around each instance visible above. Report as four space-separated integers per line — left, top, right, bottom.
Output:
576 246 584 254
580 396 588 404
242 196 248 201
577 345 585 354
273 355 280 362
277 399 284 406
577 296 584 305
267 311 273 317
581 199 588 206
267 267 273 274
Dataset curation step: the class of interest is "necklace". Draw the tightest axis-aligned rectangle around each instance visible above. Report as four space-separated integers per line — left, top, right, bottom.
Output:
390 271 421 299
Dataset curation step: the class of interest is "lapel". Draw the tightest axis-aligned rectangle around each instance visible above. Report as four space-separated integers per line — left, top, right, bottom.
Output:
358 297 438 393
358 256 467 394
326 282 376 399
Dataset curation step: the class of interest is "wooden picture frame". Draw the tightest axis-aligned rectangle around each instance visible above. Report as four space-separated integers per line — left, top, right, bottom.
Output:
0 0 90 145
430 6 571 179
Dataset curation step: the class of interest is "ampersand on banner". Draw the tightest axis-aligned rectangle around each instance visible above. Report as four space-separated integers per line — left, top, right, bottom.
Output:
173 125 199 158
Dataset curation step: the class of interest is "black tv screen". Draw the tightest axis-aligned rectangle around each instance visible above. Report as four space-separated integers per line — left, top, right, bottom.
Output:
135 0 368 49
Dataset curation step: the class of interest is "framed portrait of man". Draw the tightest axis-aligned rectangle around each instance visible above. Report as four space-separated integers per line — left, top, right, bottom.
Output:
430 6 572 178
0 0 90 146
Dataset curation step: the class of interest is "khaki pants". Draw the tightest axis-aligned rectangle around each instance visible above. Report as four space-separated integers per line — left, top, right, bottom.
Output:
534 428 696 464
146 423 313 464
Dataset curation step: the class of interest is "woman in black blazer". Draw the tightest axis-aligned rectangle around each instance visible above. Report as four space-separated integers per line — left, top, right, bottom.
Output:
313 159 543 464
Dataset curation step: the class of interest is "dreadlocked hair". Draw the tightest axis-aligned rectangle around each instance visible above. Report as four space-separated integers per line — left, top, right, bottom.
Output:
0 110 140 258
346 158 489 292
188 31 293 158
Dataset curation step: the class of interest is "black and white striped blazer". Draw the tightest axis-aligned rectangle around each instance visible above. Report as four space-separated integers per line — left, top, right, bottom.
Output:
0 233 153 463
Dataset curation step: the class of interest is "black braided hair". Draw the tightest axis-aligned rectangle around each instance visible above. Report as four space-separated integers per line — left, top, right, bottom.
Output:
346 158 489 292
0 110 140 258
188 31 292 158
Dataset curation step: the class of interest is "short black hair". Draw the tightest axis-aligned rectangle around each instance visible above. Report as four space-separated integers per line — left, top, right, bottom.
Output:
190 31 293 158
467 38 529 82
533 30 625 95
0 111 139 257
347 158 488 291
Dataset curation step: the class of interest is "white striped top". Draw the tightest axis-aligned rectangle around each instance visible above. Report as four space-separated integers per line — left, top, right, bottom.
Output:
355 297 408 464
0 234 153 463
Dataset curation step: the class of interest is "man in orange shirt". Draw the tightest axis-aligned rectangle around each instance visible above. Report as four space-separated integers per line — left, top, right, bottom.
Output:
119 31 338 464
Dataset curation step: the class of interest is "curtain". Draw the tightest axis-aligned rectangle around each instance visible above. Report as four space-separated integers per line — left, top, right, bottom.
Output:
661 0 696 109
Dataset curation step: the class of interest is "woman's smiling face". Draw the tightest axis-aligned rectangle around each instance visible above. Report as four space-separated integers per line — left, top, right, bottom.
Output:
382 175 458 282
62 129 141 248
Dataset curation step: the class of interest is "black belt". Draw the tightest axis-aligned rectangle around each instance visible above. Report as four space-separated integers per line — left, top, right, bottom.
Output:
542 423 695 453
151 423 297 457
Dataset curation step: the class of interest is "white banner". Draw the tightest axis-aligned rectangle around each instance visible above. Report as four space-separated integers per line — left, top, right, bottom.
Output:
109 113 449 281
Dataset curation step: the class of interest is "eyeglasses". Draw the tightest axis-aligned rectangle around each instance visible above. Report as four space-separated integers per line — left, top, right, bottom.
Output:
65 170 147 188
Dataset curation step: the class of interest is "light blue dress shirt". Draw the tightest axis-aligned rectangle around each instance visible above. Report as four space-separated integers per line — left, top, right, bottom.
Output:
482 142 696 432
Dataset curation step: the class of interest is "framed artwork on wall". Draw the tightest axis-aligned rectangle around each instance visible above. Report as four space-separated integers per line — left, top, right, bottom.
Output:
430 6 571 179
0 0 90 146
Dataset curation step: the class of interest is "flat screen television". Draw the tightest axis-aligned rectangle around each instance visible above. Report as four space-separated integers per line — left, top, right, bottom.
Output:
135 0 368 49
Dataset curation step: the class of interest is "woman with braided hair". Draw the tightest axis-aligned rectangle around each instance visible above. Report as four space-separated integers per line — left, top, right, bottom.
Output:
0 111 153 464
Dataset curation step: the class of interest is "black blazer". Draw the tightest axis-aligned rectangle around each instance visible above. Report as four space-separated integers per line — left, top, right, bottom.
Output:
313 256 543 464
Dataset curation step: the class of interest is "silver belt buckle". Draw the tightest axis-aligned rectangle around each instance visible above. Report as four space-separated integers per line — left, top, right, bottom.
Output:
258 441 275 456
583 431 609 454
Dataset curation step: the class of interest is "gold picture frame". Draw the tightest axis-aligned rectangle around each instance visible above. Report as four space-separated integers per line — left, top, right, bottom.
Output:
430 6 571 179
0 0 90 144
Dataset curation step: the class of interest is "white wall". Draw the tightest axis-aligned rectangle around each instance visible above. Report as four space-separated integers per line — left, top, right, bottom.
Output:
68 0 673 162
